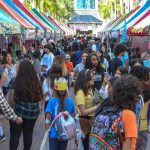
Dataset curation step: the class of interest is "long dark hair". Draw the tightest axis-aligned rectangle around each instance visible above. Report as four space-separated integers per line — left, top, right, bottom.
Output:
74 69 92 96
14 60 43 102
48 63 63 89
85 54 104 73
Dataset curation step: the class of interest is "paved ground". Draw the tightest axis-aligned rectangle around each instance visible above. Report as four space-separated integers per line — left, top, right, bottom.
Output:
0 113 76 150
0 88 76 150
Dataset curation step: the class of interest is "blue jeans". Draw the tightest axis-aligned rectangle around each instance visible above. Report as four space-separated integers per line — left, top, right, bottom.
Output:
49 138 68 150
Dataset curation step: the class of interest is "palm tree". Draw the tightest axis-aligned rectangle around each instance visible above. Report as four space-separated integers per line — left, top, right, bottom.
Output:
23 0 74 21
99 0 121 20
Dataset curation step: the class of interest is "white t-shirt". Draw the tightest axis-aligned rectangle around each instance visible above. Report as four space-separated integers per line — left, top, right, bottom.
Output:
42 79 53 101
91 44 97 52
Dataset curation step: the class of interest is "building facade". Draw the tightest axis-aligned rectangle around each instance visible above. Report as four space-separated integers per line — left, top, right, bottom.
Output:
68 0 102 35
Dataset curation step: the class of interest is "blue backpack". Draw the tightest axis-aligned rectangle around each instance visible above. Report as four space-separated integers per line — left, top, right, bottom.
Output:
89 100 123 150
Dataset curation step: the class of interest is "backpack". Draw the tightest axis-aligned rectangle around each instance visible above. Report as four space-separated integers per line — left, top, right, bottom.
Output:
89 100 123 150
55 112 76 141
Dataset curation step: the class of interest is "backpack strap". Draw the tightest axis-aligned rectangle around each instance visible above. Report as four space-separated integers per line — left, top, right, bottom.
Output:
118 113 126 148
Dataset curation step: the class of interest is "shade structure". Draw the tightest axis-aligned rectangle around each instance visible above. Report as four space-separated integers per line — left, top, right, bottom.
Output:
41 13 61 31
32 8 58 31
106 14 126 31
52 18 70 34
116 0 150 31
113 6 141 31
4 0 42 29
13 0 47 30
103 17 120 32
128 9 150 36
0 0 34 29
0 8 17 23
45 15 65 33
0 8 21 34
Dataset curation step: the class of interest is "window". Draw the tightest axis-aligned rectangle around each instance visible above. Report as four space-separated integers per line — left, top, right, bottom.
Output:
77 0 95 9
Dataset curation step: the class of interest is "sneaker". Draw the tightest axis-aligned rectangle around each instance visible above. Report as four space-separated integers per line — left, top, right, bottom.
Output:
0 135 6 143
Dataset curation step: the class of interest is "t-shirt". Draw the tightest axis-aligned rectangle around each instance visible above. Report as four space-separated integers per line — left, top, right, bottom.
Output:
91 44 97 52
41 52 54 72
76 89 93 116
42 79 53 101
45 97 75 138
122 109 138 150
140 100 150 131
121 52 129 67
74 62 84 73
93 71 103 90
65 62 73 76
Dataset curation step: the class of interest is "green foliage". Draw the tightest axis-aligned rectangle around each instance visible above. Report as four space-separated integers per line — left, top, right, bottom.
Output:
23 0 74 22
98 0 121 20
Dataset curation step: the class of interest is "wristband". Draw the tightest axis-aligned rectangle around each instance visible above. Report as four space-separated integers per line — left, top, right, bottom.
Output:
45 118 50 124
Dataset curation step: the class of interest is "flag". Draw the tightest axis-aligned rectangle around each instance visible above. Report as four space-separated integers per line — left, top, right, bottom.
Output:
122 20 127 44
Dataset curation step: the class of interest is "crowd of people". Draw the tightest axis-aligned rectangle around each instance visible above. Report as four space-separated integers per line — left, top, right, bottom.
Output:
0 35 149 150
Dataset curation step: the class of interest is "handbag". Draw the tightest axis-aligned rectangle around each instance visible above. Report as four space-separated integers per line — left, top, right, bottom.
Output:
79 116 92 136
5 89 15 109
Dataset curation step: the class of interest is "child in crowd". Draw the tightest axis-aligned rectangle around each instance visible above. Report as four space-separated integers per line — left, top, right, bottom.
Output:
64 54 73 77
45 77 75 150
64 54 73 87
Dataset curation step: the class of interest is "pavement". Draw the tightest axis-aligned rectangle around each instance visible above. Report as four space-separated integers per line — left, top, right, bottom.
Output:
0 114 76 150
0 88 76 150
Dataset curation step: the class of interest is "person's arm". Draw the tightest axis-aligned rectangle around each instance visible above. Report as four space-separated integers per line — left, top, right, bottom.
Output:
122 138 132 150
73 65 78 80
0 72 7 86
0 89 22 124
100 77 109 99
78 104 100 116
45 113 51 130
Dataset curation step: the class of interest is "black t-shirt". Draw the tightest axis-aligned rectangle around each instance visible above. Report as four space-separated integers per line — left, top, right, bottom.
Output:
93 71 103 91
111 57 123 75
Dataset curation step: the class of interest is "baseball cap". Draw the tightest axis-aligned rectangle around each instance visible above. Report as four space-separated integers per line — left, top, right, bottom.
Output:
64 54 71 59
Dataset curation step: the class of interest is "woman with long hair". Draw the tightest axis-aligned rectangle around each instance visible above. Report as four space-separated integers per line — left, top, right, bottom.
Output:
9 60 43 150
74 69 100 150
96 50 109 71
85 54 104 90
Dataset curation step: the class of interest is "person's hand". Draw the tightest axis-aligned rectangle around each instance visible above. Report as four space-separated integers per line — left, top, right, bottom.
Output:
95 103 101 109
102 76 110 86
16 117 23 124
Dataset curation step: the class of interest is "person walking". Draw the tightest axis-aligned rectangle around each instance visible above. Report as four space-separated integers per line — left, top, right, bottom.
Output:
9 60 43 150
